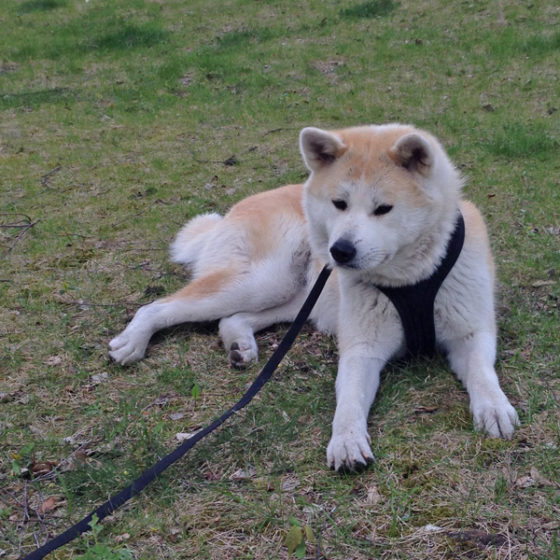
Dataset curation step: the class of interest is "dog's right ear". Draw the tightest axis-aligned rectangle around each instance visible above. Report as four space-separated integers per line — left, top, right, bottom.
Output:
299 127 346 172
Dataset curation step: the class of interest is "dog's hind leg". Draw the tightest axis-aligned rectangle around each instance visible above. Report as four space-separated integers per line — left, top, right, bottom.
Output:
109 269 237 364
219 289 310 368
109 262 304 365
110 185 308 365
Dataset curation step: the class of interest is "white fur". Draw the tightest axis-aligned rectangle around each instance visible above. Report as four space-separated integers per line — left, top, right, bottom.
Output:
109 124 518 471
169 212 222 267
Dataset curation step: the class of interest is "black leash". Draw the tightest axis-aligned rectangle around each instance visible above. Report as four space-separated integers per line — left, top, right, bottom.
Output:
21 266 332 560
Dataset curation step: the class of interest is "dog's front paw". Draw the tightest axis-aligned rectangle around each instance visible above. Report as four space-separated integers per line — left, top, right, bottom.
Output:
327 430 374 472
108 331 149 365
471 394 519 439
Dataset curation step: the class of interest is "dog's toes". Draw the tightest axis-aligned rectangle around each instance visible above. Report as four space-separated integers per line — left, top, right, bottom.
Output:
327 433 375 473
108 333 148 365
229 344 246 369
472 396 519 439
333 456 374 474
228 340 258 369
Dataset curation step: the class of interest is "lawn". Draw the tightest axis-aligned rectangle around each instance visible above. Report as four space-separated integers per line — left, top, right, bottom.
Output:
1 0 559 558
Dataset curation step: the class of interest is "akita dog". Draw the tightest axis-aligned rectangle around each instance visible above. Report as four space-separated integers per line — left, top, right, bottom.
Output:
109 124 519 471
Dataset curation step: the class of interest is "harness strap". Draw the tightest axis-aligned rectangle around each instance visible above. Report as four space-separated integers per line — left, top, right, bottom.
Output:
21 266 332 560
376 212 465 357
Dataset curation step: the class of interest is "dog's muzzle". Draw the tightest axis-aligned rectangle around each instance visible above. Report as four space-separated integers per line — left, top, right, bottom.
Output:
330 238 356 265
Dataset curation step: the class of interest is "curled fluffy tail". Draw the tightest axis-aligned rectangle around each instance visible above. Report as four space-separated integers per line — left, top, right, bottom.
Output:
169 213 222 267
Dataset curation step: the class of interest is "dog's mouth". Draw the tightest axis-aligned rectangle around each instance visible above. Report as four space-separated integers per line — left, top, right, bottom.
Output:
332 261 358 270
329 250 391 272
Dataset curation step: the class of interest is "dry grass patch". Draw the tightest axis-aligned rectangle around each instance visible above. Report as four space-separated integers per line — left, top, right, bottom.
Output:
1 0 559 558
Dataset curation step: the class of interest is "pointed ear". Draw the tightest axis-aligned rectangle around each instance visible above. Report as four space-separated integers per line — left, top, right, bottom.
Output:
390 133 434 176
299 127 346 172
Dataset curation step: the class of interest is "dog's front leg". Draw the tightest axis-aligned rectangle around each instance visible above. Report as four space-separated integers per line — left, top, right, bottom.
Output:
446 331 519 438
326 279 402 472
327 350 385 471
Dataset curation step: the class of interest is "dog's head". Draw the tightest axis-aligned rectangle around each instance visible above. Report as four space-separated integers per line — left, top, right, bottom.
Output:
300 124 463 285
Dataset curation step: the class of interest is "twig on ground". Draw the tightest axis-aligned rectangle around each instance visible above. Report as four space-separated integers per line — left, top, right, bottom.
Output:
1 213 39 257
39 165 62 187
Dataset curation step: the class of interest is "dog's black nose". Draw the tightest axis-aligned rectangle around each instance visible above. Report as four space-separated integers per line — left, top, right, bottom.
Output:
330 239 356 264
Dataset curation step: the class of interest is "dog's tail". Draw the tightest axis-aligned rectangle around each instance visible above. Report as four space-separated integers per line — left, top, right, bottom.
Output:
169 213 223 267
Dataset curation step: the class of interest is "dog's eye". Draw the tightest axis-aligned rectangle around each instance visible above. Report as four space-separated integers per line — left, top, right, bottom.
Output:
332 199 347 211
374 204 393 216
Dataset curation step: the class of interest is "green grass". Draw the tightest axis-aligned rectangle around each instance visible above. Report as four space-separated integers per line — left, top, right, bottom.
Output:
1 0 559 559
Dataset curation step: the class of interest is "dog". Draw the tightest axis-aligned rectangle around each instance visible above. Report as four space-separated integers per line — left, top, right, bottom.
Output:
109 123 519 471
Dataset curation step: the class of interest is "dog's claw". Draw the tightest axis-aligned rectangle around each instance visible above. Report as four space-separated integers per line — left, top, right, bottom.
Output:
471 395 519 439
228 340 258 369
327 431 375 472
332 455 374 474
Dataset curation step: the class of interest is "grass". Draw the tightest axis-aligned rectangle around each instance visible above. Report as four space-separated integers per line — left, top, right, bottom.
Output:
1 0 559 558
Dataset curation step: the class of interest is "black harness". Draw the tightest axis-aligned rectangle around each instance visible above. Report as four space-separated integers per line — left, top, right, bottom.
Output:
375 212 465 358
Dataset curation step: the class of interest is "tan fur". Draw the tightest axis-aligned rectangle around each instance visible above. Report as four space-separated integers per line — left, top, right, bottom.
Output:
459 199 496 278
227 184 305 260
163 270 231 301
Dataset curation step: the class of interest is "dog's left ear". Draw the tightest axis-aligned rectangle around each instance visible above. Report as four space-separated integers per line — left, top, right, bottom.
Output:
300 127 346 172
390 133 434 176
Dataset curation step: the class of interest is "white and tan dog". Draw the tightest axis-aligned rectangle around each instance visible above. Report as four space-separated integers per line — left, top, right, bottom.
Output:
109 124 519 471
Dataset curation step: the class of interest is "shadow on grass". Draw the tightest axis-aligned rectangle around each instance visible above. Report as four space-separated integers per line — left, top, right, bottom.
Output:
339 0 397 20
12 18 170 61
0 87 76 109
17 0 66 13
93 23 170 52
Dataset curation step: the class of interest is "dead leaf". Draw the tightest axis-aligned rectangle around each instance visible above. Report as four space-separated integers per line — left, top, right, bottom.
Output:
530 466 556 487
514 467 556 489
203 468 221 481
45 356 63 366
281 474 300 492
37 497 59 515
30 460 58 477
230 467 257 481
531 280 556 288
168 527 182 543
414 405 439 414
115 533 130 543
311 58 345 75
179 73 193 87
515 475 534 488
449 529 507 547
90 372 109 385
366 484 381 505
175 430 200 442
254 477 275 491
